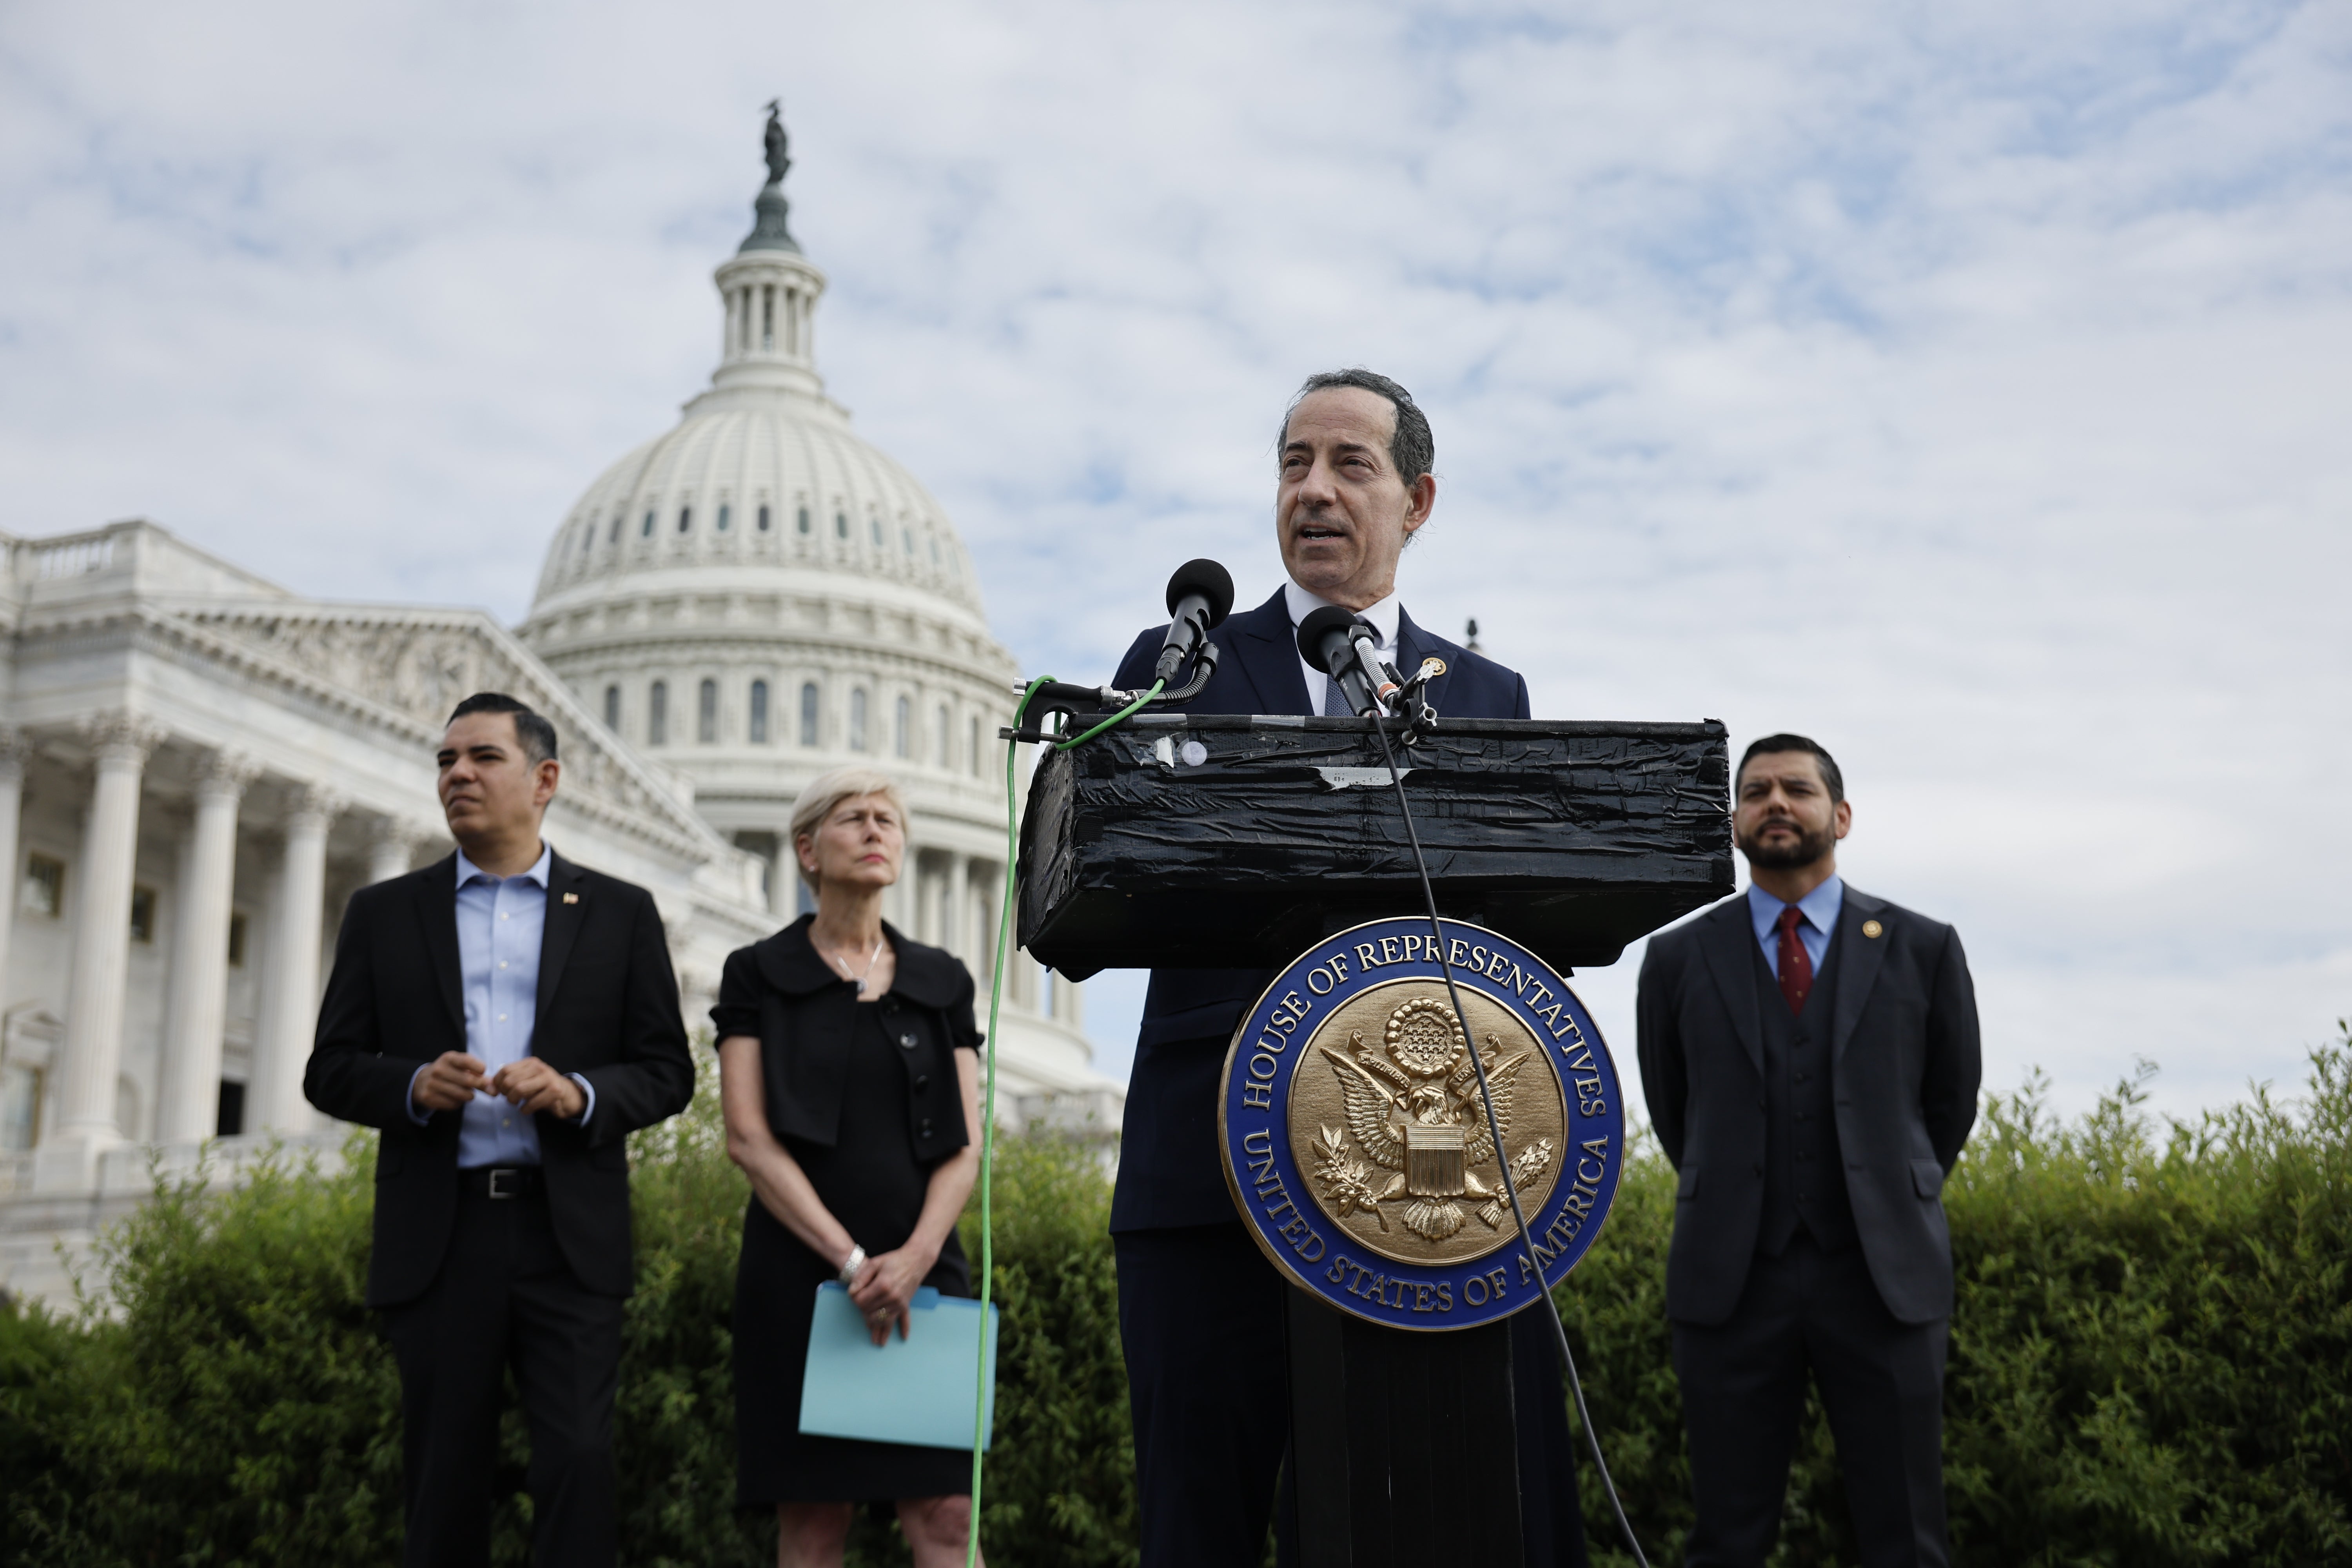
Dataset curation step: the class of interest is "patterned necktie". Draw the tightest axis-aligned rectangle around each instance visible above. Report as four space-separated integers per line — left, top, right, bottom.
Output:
1775 904 1813 1015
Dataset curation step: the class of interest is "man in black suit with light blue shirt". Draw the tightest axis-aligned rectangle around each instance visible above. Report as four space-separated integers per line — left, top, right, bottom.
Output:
1103 370 1584 1566
306 692 695 1568
1637 734 1981 1568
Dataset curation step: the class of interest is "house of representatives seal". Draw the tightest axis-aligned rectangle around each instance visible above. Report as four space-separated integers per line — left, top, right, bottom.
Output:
1218 915 1626 1330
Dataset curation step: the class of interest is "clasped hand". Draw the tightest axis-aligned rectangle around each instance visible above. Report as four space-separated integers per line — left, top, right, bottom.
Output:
414 1052 584 1120
846 1244 937 1347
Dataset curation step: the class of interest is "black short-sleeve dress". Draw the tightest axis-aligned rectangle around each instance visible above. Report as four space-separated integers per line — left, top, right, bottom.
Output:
710 916 984 1505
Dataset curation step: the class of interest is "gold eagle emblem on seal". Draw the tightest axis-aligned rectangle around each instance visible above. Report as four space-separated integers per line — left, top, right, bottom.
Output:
1290 981 1568 1264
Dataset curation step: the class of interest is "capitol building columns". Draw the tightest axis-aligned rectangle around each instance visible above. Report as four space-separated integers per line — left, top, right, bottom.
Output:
251 784 343 1137
153 752 258 1146
0 733 27 1026
18 716 372 1178
49 715 164 1156
947 855 974 965
771 844 799 922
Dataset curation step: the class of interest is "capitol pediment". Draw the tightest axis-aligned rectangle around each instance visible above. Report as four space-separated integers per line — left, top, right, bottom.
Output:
163 603 718 855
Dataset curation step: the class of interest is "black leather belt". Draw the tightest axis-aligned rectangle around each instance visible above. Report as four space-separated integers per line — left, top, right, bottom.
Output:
459 1165 543 1199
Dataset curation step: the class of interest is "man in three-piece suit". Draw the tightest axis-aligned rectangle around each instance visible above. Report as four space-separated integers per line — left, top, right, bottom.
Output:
1104 369 1586 1566
305 691 694 1568
1636 734 1981 1568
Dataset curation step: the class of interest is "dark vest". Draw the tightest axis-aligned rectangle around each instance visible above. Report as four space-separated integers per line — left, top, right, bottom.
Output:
1753 931 1859 1255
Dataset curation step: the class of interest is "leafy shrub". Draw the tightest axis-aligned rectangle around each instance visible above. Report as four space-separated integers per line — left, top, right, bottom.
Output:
0 1083 1131 1568
5 1035 2348 1567
1558 1034 2352 1568
0 1137 402 1565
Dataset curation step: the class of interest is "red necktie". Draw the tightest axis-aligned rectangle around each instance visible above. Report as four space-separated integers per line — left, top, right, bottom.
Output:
1776 904 1813 1016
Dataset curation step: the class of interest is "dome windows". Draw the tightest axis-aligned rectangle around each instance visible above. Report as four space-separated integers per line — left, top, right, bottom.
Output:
603 684 621 730
717 503 732 533
834 509 848 540
902 525 914 555
648 680 669 745
750 679 770 743
641 510 656 539
849 688 869 751
610 514 624 544
678 506 693 534
869 515 884 548
893 695 911 758
935 705 949 769
698 679 718 744
759 504 773 532
796 505 811 535
799 682 820 747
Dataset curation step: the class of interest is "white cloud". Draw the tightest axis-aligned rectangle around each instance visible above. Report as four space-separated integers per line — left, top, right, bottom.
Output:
1 0 2345 1118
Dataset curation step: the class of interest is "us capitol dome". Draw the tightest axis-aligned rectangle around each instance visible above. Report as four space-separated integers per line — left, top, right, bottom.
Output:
517 109 1115 1129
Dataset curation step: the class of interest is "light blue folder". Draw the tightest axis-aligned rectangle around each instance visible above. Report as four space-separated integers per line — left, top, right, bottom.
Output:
798 1282 999 1451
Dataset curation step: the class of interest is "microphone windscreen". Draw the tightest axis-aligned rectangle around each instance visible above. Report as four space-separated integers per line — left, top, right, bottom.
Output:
1165 558 1236 628
1296 604 1357 670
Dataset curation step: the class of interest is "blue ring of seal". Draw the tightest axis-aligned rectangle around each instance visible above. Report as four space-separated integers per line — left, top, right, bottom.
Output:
1218 916 1627 1330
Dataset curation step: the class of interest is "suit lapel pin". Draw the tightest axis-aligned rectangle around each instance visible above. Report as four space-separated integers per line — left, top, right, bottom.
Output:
563 892 580 905
1862 919 1883 938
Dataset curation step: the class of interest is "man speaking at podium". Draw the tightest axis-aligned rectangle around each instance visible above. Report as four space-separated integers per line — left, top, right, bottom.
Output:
1102 370 1585 1565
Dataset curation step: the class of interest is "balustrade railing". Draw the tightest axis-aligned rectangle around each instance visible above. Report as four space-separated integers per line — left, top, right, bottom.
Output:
14 530 125 583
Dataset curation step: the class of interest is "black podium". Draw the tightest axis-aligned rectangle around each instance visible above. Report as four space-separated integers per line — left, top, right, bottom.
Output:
1017 715 1730 1566
1020 714 1731 977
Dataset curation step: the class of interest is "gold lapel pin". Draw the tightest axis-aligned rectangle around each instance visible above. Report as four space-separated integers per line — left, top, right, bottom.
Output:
563 892 579 905
1862 919 1882 938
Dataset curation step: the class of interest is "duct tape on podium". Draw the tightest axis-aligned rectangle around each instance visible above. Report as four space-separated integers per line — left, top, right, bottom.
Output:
1219 916 1626 1330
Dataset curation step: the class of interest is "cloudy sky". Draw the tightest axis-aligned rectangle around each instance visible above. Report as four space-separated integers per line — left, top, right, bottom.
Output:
4 0 2346 1125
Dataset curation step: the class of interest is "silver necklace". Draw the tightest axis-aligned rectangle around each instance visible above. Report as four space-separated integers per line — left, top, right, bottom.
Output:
821 935 886 995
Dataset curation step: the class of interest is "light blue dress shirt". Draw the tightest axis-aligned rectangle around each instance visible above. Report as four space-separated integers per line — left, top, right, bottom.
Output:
405 844 592 1166
1746 874 1844 980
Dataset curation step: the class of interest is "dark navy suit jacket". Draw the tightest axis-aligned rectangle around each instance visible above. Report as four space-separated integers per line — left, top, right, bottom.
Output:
1635 886 1981 1325
1105 587 1533 1232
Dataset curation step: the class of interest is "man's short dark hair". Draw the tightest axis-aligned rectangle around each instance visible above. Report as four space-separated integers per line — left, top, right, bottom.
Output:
1737 733 1842 803
446 692 558 765
1281 368 1435 488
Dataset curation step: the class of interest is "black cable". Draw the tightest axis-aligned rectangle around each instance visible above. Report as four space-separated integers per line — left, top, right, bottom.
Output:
1365 711 1652 1568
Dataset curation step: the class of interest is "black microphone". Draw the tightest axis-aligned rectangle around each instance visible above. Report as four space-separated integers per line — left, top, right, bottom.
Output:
1154 558 1236 685
1296 604 1396 716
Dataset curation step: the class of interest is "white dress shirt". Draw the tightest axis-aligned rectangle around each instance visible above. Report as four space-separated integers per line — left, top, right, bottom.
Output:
1283 579 1402 714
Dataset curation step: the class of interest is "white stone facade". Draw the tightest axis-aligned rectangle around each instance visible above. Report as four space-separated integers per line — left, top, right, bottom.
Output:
0 145 1120 1307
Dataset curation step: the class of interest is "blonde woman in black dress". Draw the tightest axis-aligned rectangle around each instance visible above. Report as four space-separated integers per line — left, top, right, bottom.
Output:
712 767 988 1568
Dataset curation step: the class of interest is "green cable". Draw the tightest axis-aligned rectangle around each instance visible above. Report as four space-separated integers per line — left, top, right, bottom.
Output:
967 675 1046 1567
1053 679 1163 750
966 674 1159 1566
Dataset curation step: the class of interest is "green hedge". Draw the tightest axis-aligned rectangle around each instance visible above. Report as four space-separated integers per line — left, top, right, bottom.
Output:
5 1034 2348 1566
1559 1038 2352 1567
